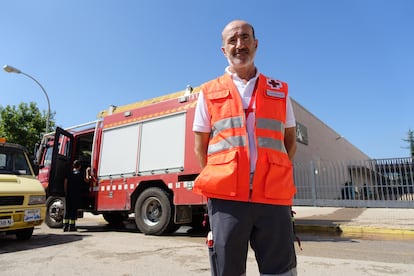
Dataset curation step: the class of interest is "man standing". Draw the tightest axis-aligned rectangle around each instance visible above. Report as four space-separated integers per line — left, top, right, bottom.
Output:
63 160 90 232
193 20 297 276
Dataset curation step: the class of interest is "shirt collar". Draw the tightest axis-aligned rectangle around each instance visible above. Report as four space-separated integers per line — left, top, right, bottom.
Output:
225 66 260 83
225 66 259 83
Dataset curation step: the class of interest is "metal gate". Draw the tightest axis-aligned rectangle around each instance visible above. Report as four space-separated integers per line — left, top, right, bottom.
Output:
293 158 414 208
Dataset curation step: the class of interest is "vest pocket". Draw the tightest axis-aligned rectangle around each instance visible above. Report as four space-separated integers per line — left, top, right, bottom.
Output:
263 154 296 200
205 90 234 118
195 150 238 197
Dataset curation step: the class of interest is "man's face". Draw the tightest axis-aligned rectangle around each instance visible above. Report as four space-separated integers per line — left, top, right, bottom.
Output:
221 22 258 70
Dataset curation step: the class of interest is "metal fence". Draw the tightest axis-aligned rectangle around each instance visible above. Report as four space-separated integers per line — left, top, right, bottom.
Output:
293 158 414 208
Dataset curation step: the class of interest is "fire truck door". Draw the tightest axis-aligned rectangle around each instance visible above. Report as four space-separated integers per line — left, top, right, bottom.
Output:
48 127 74 196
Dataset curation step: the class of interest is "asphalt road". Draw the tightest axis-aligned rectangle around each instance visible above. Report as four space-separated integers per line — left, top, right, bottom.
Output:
1 214 414 275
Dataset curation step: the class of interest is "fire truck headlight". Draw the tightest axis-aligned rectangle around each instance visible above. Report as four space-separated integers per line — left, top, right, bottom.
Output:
29 195 46 205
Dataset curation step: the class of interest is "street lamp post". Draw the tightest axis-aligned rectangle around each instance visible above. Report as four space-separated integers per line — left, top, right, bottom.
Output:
3 65 51 134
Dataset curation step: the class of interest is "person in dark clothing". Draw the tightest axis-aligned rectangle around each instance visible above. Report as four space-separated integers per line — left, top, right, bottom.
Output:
63 160 90 232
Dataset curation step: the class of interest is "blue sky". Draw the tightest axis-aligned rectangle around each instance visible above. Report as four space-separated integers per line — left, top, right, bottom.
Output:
1 0 413 159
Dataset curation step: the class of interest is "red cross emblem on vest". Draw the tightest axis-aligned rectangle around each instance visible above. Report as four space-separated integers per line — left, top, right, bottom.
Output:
267 78 282 89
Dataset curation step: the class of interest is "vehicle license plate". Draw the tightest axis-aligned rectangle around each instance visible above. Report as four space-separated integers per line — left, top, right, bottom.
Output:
24 209 41 222
0 217 14 227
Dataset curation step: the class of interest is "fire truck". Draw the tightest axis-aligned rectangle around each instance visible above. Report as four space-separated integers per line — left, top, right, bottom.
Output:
36 86 207 235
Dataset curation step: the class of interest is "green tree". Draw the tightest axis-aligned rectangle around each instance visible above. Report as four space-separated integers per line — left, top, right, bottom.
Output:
0 102 55 155
402 129 414 158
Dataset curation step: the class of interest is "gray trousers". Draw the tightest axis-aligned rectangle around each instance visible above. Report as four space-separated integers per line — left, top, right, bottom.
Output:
208 198 297 276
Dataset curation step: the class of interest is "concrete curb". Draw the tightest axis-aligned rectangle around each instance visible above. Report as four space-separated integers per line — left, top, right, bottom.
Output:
339 225 414 237
296 223 414 238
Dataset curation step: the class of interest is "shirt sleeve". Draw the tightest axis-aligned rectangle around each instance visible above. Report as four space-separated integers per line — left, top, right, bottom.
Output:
192 91 212 133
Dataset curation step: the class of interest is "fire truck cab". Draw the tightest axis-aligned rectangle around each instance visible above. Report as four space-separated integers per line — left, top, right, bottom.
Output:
36 87 206 235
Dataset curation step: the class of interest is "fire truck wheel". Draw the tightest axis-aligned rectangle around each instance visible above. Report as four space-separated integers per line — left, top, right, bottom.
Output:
45 196 65 228
134 187 174 235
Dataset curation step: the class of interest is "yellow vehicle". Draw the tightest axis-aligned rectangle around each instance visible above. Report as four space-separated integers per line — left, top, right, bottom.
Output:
0 140 46 240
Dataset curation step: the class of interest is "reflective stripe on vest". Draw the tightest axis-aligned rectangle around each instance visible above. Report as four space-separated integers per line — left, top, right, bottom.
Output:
208 135 246 155
211 116 244 139
208 116 287 155
256 117 287 154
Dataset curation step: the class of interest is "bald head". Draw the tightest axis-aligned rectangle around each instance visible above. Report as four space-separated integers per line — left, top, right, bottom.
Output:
222 20 256 44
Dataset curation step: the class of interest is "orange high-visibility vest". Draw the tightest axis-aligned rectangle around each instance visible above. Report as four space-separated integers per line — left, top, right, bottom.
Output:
194 73 296 205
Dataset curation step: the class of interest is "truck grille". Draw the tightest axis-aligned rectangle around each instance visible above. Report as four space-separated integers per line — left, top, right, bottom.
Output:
0 196 24 206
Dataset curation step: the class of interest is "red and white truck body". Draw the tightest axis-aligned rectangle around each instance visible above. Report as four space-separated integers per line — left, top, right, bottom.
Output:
36 87 207 234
